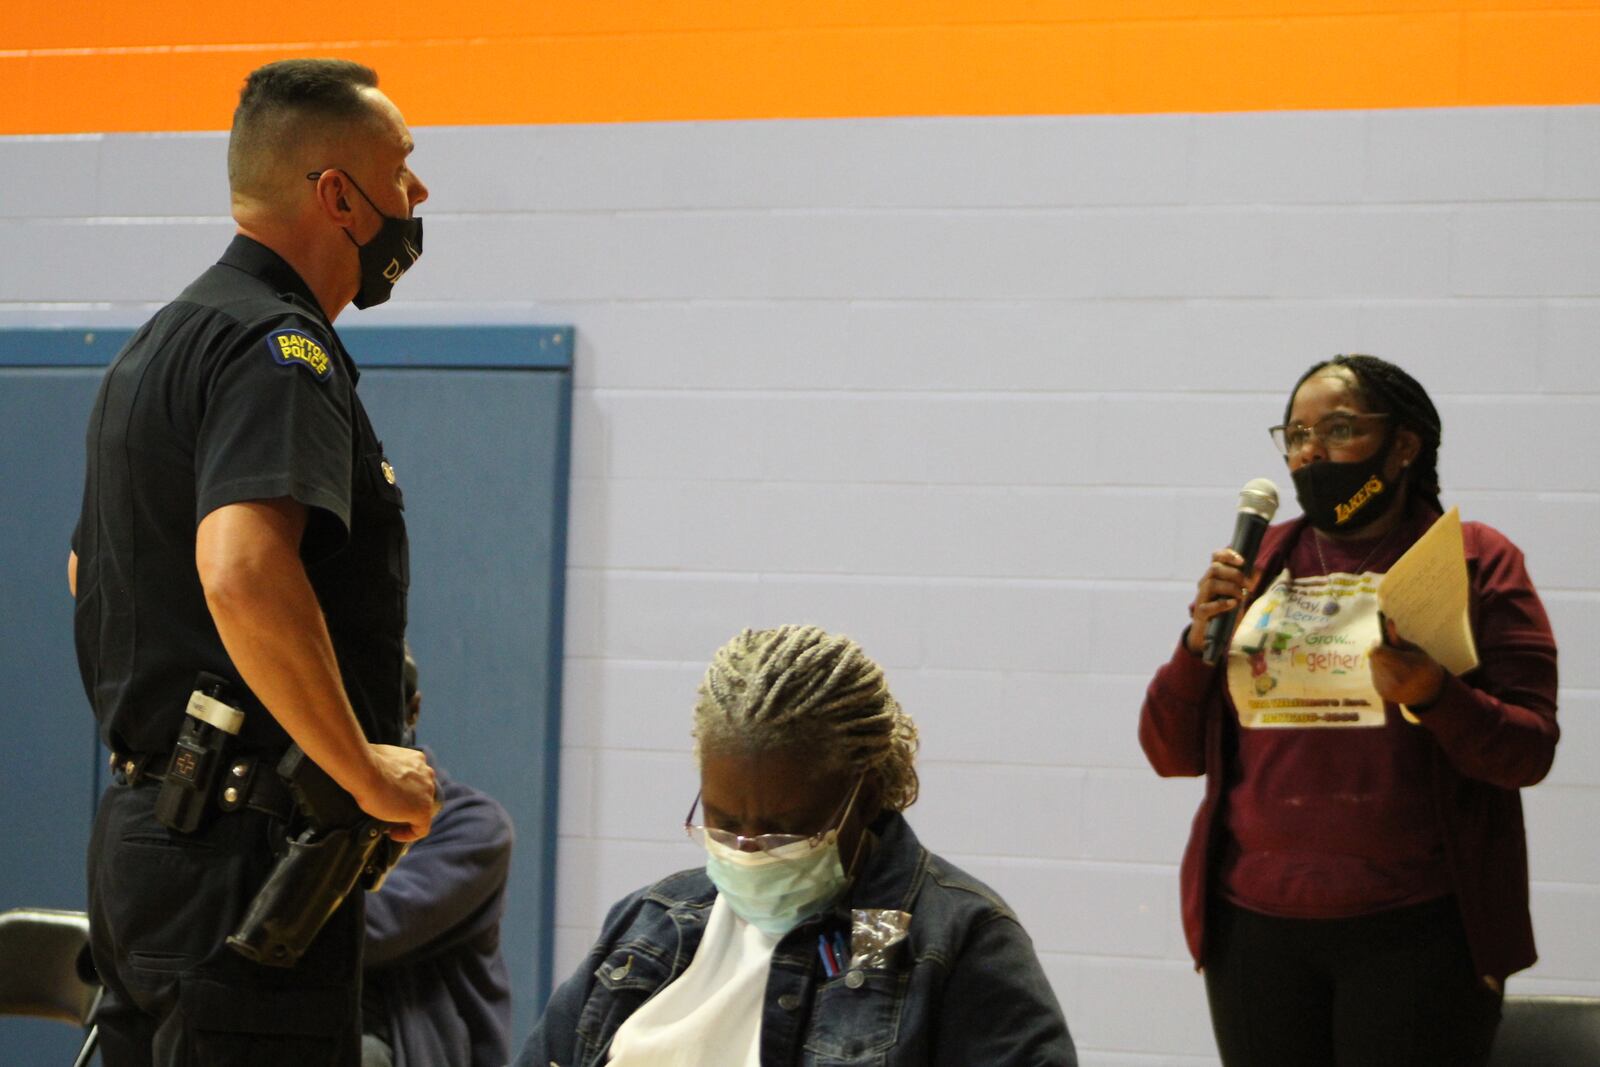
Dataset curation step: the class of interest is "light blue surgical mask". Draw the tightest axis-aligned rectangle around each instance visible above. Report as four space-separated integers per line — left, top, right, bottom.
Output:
698 774 866 938
704 832 850 938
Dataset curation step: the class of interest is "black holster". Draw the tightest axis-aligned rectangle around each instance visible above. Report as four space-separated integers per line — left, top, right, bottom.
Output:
226 821 386 967
226 746 405 968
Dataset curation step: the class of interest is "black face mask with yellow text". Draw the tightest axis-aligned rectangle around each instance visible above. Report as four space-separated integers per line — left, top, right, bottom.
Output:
1290 433 1400 533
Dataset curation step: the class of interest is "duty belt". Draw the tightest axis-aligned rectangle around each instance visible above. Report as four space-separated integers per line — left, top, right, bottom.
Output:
111 750 295 822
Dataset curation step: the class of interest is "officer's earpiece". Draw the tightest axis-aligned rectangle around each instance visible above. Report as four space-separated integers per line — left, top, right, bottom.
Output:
337 197 350 211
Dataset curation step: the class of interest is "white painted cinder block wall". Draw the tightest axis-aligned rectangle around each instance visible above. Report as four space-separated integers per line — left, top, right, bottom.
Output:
4 106 1597 1065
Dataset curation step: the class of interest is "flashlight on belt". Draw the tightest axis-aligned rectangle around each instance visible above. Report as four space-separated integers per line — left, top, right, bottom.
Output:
154 672 245 833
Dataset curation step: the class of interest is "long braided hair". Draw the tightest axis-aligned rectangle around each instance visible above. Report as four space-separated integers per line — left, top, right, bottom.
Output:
1285 354 1444 514
694 625 920 811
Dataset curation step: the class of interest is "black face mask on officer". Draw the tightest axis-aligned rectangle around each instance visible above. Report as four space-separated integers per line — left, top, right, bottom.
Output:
310 169 424 309
1291 430 1403 534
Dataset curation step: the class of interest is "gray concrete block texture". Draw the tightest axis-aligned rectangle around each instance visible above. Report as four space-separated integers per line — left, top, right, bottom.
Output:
5 104 1597 1063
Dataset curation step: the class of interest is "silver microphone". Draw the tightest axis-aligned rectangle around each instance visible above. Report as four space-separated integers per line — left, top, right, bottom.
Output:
1202 478 1281 665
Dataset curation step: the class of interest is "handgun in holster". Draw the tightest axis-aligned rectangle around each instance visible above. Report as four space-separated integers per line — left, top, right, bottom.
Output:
226 745 408 968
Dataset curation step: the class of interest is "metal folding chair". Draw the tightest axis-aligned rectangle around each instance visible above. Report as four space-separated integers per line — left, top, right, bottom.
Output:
0 908 101 1067
1488 994 1600 1067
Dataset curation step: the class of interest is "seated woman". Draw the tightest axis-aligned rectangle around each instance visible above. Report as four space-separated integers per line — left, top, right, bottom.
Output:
515 625 1076 1067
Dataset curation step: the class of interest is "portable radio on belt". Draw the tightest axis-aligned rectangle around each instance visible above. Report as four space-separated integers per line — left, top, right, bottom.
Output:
154 672 246 833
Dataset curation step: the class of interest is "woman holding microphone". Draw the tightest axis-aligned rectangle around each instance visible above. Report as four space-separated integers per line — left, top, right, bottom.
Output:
1140 355 1558 1067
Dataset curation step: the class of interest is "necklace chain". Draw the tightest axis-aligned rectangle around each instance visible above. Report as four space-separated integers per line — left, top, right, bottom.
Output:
1312 524 1400 577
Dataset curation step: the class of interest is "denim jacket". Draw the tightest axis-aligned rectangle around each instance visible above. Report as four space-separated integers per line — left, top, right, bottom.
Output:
514 812 1075 1067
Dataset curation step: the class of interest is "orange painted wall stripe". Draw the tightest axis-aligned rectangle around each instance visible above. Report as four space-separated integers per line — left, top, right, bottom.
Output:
3 3 1598 134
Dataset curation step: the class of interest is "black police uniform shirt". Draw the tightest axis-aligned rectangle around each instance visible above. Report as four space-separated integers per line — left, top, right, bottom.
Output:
73 235 409 759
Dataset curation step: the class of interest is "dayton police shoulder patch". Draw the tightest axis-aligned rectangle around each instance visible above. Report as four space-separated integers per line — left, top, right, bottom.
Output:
266 328 334 381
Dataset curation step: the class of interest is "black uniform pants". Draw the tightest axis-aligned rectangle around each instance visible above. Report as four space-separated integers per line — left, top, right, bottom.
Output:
1204 897 1503 1067
88 780 362 1067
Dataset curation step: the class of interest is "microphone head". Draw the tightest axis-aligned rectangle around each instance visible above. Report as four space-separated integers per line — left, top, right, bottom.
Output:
1236 478 1280 521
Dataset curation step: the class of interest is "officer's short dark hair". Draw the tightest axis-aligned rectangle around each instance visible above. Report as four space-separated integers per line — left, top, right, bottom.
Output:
228 58 380 199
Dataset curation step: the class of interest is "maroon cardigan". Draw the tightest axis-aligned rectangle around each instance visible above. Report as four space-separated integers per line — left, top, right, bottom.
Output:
1139 513 1560 981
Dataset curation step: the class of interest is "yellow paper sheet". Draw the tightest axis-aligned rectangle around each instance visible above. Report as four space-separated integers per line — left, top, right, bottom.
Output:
1376 507 1478 677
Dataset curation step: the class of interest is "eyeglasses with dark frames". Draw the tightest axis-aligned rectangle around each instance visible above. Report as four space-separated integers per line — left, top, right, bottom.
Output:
1268 412 1390 457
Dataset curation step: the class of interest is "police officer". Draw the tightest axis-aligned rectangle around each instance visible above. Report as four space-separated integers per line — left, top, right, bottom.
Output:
69 59 437 1066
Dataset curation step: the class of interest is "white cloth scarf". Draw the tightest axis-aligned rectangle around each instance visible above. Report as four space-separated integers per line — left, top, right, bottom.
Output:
608 894 779 1066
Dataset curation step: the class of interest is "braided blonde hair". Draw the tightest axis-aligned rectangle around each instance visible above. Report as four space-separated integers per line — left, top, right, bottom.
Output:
693 625 919 811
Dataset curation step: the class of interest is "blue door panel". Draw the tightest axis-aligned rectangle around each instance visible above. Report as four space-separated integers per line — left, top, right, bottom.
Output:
0 329 570 1056
359 367 568 1036
0 368 105 1062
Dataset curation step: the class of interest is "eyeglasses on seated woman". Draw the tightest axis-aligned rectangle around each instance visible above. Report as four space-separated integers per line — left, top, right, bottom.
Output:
513 624 1077 1067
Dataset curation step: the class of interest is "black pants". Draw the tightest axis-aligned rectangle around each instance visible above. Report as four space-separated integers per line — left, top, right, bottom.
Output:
88 781 363 1067
1204 897 1502 1067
